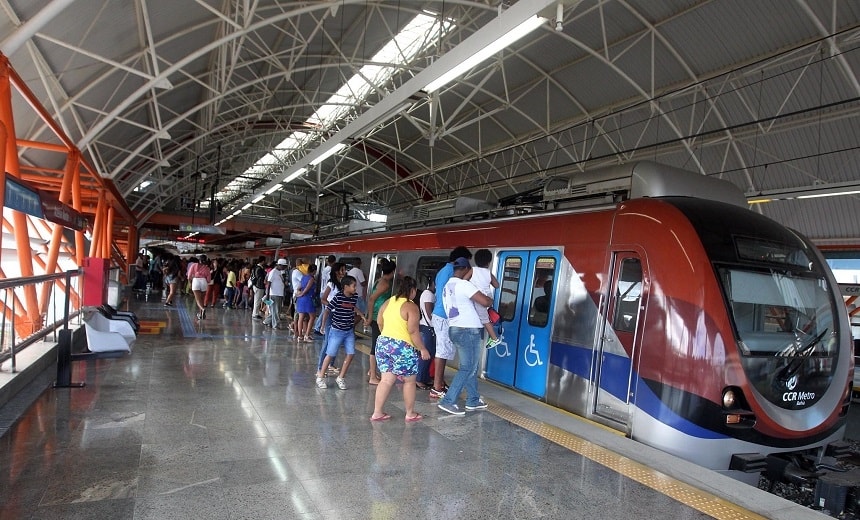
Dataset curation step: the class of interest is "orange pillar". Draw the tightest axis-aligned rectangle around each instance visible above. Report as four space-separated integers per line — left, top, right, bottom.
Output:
0 121 5 268
71 164 85 265
0 55 40 334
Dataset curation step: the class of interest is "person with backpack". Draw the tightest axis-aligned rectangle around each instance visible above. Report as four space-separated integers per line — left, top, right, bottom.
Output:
250 256 268 320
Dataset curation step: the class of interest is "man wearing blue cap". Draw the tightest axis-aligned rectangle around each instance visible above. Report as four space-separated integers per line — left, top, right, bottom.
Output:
430 246 471 399
437 257 493 416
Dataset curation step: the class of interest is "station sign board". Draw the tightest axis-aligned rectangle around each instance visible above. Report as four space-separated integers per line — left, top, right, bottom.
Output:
4 173 86 230
177 223 225 235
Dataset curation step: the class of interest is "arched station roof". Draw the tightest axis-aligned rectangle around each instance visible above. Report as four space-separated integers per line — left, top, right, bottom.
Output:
2 1 859 249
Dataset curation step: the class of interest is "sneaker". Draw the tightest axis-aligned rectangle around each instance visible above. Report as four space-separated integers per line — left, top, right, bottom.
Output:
335 377 347 390
486 337 501 349
466 399 488 411
252 315 263 320
429 388 446 399
437 402 465 416
316 377 327 389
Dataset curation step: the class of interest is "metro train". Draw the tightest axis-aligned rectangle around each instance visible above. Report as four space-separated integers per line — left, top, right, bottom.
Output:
279 161 852 482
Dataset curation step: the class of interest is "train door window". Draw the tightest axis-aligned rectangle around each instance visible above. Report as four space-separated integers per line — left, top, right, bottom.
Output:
612 258 642 333
339 257 361 270
415 256 448 292
498 256 523 322
527 256 557 327
368 254 397 290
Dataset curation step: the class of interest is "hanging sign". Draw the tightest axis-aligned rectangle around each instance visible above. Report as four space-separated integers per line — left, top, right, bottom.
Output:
177 223 226 235
40 193 86 231
4 173 86 230
4 173 43 218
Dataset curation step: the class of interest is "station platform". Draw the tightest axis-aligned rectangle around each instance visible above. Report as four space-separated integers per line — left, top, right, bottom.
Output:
0 296 826 519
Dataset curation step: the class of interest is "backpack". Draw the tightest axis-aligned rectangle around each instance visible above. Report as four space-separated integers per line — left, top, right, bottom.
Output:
250 265 266 289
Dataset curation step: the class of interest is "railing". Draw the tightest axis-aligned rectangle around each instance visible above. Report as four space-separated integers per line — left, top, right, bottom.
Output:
0 270 83 372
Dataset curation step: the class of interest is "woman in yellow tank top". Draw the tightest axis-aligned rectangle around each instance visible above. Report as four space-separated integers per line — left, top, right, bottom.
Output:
370 276 431 422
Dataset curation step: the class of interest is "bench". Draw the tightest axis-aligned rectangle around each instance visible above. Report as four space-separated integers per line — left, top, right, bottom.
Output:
96 304 139 332
83 312 135 352
54 320 133 388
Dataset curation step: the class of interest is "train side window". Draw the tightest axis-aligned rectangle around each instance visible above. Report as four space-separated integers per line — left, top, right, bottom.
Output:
415 256 448 291
498 256 523 322
338 256 361 270
527 256 556 327
612 258 642 333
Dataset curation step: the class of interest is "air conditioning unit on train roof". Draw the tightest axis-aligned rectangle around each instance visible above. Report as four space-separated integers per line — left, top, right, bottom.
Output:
317 218 384 237
388 196 496 226
543 161 747 208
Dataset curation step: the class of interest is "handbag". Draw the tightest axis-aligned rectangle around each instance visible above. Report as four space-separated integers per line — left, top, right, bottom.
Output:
487 307 501 325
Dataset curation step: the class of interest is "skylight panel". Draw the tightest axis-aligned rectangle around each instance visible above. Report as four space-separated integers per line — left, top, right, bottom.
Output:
219 12 453 207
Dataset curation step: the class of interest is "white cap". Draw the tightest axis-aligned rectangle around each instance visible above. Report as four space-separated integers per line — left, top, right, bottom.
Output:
276 258 288 266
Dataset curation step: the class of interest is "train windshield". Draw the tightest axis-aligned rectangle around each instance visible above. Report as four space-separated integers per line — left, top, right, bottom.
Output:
720 268 837 358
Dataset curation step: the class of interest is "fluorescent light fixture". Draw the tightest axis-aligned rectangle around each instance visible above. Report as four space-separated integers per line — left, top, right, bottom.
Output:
217 12 451 206
265 184 282 195
133 180 153 192
231 210 242 216
310 143 347 166
252 194 265 203
242 203 252 210
284 167 308 183
797 190 860 199
425 15 545 93
746 181 860 203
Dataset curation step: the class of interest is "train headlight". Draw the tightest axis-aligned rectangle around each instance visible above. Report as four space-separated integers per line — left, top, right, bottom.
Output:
722 389 736 409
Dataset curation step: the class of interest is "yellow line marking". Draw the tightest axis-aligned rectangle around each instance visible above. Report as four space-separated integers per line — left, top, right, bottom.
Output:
357 337 764 518
138 320 166 335
138 321 166 327
488 402 767 520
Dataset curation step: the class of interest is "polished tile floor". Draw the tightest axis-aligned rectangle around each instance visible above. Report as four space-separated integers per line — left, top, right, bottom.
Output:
0 296 713 519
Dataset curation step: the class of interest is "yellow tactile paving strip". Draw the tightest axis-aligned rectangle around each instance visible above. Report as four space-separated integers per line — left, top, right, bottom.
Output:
359 338 764 518
489 402 767 520
137 320 166 334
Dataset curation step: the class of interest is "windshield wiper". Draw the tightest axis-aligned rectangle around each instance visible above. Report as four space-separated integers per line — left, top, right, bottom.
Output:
775 328 828 381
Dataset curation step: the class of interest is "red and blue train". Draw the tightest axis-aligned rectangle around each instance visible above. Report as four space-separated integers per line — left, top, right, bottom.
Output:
277 161 852 482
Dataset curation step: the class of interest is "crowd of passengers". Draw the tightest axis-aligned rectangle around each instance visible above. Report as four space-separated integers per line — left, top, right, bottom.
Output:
136 246 499 421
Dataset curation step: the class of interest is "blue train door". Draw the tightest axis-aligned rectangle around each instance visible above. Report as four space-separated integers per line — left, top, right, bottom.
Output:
485 250 560 398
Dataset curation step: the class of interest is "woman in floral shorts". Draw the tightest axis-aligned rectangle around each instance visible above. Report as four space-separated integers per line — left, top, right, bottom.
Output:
370 276 430 422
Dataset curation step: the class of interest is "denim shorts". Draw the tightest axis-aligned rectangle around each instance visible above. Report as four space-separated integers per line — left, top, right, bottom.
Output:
325 327 356 357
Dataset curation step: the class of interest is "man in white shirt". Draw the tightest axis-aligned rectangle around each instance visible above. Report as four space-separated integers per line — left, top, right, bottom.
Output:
263 258 289 329
346 258 367 313
436 257 492 416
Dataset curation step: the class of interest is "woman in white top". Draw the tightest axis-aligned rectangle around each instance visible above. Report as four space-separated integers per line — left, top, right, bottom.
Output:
189 256 212 319
415 280 436 389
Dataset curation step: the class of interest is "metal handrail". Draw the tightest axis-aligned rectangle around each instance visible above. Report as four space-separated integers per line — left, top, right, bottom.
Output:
0 269 83 370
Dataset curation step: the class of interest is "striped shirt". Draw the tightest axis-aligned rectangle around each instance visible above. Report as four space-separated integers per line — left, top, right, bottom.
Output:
328 292 359 331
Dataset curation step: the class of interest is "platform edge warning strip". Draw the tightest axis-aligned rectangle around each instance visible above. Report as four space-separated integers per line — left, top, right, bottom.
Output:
488 402 767 520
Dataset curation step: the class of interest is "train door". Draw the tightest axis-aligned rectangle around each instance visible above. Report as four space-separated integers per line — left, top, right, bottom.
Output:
368 253 397 290
485 250 560 398
594 253 645 425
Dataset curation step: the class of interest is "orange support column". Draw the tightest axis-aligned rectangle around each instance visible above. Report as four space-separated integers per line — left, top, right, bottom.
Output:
0 55 40 334
0 120 5 268
103 206 114 259
39 151 79 313
71 163 85 266
88 190 106 258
